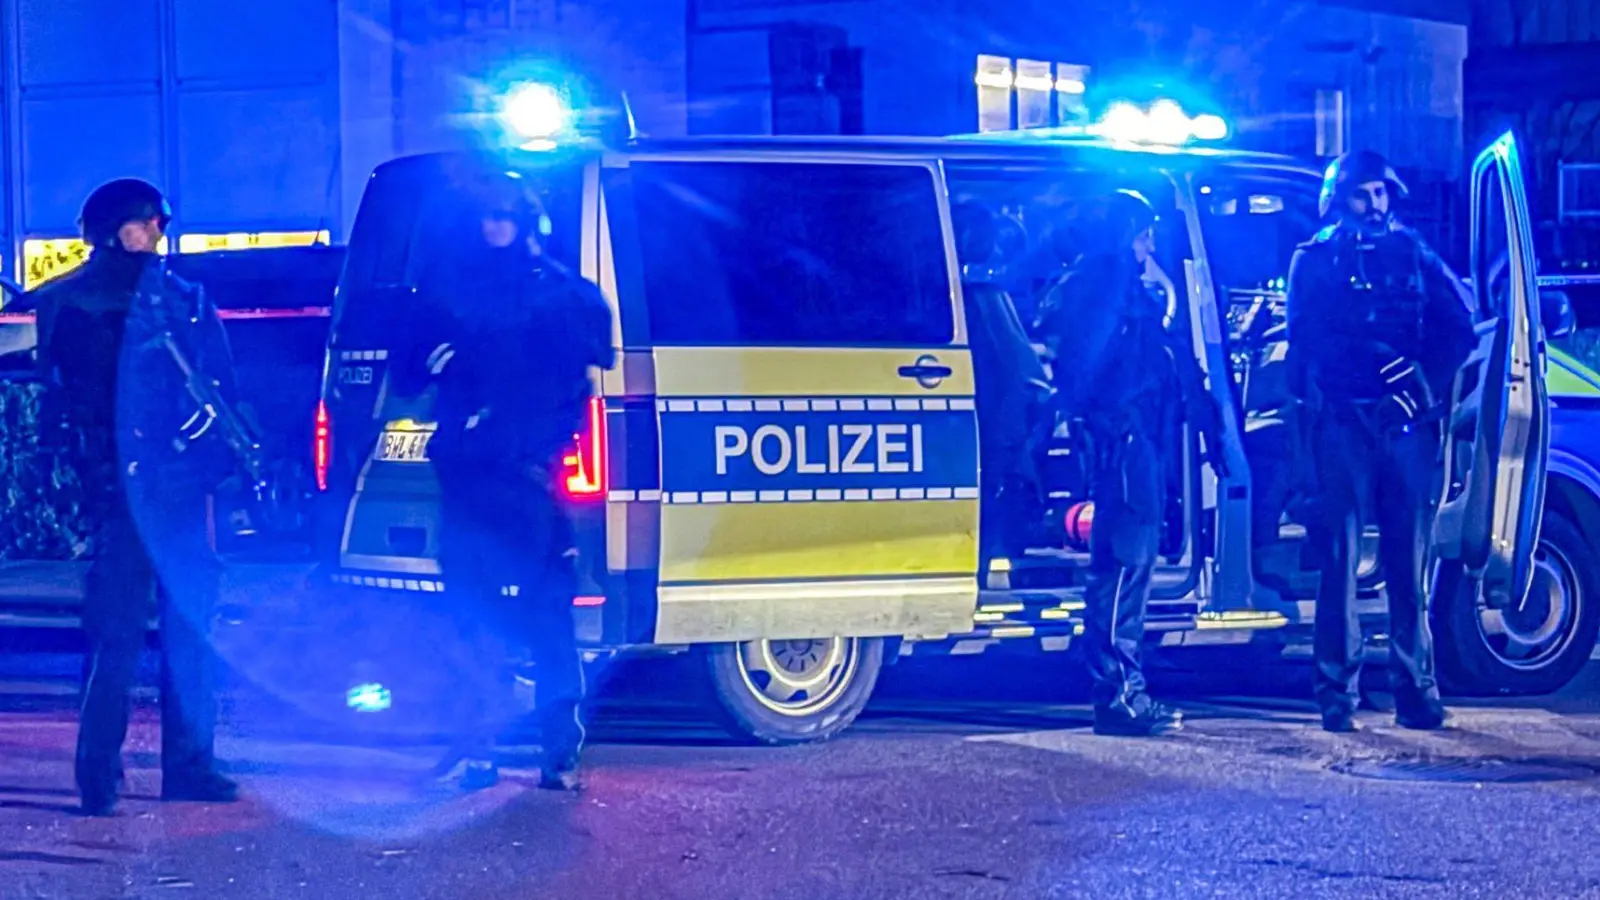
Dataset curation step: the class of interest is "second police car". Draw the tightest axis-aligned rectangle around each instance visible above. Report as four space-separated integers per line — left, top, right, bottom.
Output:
311 89 1597 744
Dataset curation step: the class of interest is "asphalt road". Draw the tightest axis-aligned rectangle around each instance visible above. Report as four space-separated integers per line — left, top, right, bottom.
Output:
1 638 1599 900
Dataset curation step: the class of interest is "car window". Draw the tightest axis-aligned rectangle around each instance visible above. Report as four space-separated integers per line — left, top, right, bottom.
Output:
943 166 1191 332
1195 173 1323 348
332 154 584 352
629 160 953 346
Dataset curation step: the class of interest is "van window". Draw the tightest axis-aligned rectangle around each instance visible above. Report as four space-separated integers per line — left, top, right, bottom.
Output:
630 161 953 346
332 154 584 349
944 167 1190 330
1197 174 1323 299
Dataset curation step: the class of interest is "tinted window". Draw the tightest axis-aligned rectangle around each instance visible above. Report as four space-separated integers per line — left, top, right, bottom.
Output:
631 161 953 346
944 167 1190 331
1197 174 1323 298
168 246 344 311
332 155 583 349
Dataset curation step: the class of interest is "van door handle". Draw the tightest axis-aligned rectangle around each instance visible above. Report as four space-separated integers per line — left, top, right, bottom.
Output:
898 363 953 380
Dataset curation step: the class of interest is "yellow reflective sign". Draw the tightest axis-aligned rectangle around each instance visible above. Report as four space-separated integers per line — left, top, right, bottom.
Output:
20 230 325 291
22 238 90 290
21 237 174 290
177 230 330 254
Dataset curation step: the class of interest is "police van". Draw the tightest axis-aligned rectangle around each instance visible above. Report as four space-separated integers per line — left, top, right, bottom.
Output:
314 98 1593 743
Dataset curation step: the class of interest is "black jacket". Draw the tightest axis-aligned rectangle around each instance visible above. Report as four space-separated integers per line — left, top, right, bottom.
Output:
421 247 615 473
1037 252 1180 440
1286 222 1476 405
32 250 239 493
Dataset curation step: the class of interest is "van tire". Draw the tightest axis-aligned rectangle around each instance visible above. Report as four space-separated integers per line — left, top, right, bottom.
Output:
1435 510 1600 696
702 636 885 745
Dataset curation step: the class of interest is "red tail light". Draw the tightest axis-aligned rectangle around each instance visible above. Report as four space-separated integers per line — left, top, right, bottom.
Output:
561 397 606 499
314 400 332 492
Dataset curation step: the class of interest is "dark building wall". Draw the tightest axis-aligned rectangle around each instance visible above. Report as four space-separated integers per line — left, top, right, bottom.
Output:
690 0 1469 177
1466 0 1600 262
0 0 342 276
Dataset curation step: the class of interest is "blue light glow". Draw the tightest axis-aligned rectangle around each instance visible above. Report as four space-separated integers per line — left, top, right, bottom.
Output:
501 82 569 142
1089 99 1229 145
346 682 392 713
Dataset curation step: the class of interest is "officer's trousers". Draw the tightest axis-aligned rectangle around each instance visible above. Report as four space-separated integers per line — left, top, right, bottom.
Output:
1082 429 1165 714
77 479 219 801
1308 405 1443 717
435 459 586 769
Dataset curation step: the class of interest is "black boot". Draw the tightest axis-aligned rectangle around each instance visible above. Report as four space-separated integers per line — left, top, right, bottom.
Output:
1321 710 1359 733
1395 695 1447 731
162 771 239 803
1093 700 1183 737
79 784 118 818
538 747 583 792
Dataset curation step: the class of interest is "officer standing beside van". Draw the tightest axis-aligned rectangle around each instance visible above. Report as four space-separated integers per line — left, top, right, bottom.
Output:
34 179 240 816
419 175 614 791
1037 189 1216 737
1285 150 1476 733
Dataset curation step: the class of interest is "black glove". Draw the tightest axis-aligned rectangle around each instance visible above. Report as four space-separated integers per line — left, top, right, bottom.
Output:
1186 389 1231 478
1375 355 1435 433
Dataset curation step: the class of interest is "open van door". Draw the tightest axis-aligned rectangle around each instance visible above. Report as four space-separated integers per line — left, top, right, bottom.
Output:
1434 132 1550 679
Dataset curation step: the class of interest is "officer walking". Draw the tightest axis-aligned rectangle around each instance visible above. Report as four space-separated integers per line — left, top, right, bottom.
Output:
1036 189 1222 737
33 179 240 815
419 175 613 791
1285 150 1477 733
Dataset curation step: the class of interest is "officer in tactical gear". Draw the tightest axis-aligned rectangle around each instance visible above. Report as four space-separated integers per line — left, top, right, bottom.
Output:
1036 189 1223 737
418 173 613 792
32 178 240 815
1286 150 1476 733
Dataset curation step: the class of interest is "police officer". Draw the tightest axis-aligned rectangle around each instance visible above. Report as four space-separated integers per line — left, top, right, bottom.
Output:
33 179 240 815
419 175 613 791
1286 150 1476 733
1037 189 1220 737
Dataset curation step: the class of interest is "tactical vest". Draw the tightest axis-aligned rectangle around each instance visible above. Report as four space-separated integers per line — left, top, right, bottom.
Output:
1330 229 1428 360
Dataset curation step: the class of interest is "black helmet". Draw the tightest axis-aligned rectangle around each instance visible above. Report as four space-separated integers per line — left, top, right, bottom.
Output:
1318 150 1409 218
1098 188 1158 252
467 171 551 243
79 178 172 248
950 202 998 265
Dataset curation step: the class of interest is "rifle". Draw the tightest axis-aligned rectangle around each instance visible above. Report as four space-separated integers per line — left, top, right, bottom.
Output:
155 329 304 535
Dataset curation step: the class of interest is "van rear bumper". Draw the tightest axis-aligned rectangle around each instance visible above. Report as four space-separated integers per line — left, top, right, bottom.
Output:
314 566 609 648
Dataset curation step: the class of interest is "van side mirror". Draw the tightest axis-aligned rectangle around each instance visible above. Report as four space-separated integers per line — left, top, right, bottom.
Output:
1541 288 1576 339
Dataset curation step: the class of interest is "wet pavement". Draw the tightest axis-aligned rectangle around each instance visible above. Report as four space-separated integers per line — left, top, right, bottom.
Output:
0 645 1598 900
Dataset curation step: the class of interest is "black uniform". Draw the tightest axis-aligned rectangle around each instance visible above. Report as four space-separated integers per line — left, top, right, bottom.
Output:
420 238 614 789
1038 234 1191 735
36 241 240 815
1286 217 1475 729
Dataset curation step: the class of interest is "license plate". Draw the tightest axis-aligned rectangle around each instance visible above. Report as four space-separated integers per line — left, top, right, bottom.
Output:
376 430 432 463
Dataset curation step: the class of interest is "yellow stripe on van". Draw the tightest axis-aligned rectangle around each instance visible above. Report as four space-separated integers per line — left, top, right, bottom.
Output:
651 347 975 397
1550 350 1600 398
658 499 979 583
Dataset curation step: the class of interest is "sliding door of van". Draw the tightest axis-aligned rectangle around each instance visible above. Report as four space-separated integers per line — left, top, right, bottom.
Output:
603 153 980 646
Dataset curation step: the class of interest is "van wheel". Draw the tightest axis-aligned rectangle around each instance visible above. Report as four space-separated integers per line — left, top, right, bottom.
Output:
1436 510 1600 696
703 637 884 745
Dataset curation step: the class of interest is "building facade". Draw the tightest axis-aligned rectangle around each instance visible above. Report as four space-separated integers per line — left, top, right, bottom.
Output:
687 0 1470 174
1 0 1479 287
0 0 688 288
1466 0 1600 265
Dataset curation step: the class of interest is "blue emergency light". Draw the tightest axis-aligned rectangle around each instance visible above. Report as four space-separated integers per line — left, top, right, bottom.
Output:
346 681 392 713
952 95 1229 148
483 65 639 152
501 82 570 147
1091 99 1228 145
